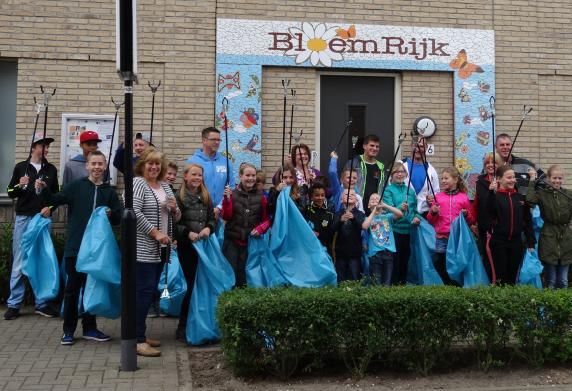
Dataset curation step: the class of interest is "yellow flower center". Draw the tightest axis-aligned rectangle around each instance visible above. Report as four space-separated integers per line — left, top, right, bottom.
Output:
307 38 327 52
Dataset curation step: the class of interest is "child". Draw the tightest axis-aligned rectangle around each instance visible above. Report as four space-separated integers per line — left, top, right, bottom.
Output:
526 165 572 288
255 169 269 199
175 163 217 341
487 165 535 285
165 161 178 191
334 188 366 282
38 151 122 345
222 163 271 287
427 167 475 285
268 164 303 217
362 193 403 286
303 182 339 257
382 162 421 284
328 151 364 213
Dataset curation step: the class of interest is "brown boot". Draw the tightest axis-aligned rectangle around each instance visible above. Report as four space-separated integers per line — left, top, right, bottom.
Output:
137 342 161 357
146 338 161 347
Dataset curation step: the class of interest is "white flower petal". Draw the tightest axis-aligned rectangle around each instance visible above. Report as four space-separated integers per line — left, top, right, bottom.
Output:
288 27 303 37
310 51 320 66
322 27 339 41
295 50 312 64
319 51 332 67
315 23 326 38
327 50 344 61
302 22 316 39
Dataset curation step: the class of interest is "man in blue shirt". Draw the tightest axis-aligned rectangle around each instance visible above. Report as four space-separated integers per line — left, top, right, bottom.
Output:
186 127 235 218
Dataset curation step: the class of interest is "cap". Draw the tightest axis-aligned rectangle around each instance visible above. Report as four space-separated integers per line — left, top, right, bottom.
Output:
135 131 154 146
79 130 102 144
31 134 55 146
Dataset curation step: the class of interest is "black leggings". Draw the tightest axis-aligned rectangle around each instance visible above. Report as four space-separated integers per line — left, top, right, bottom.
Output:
177 243 199 330
392 232 410 285
488 237 523 285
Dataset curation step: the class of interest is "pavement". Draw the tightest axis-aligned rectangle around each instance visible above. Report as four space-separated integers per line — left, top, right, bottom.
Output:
0 306 192 391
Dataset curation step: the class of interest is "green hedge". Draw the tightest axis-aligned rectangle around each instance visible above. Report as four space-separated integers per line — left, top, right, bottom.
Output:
217 284 572 380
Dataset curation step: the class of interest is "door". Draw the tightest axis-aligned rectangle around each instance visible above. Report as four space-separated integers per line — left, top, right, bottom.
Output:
319 75 395 178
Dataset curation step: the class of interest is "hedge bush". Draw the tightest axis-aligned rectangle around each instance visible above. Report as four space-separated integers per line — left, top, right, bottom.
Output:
217 284 572 380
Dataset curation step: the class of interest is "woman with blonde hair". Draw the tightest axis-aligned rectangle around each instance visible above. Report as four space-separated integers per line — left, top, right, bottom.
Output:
174 163 217 341
133 147 181 357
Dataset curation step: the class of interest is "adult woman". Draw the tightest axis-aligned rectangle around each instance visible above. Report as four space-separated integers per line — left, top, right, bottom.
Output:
175 164 216 341
133 147 181 357
272 144 321 188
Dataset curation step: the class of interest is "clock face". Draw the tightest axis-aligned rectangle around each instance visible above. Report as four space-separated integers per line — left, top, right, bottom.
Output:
414 116 437 138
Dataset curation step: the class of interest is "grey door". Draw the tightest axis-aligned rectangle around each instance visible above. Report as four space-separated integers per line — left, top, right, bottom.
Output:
319 75 395 178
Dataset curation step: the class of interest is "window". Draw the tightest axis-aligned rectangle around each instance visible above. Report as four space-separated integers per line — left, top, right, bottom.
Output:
0 60 17 199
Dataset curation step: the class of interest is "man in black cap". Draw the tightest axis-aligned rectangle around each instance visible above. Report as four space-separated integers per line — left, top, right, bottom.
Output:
112 131 152 175
4 134 60 320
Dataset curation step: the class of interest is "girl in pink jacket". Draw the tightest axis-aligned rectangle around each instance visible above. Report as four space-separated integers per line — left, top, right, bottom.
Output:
427 167 475 285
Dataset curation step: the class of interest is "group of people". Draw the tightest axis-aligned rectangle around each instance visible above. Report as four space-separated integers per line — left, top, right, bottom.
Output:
4 124 571 358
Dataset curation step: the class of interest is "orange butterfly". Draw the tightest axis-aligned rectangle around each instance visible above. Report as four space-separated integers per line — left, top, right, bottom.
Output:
336 25 356 39
449 49 484 79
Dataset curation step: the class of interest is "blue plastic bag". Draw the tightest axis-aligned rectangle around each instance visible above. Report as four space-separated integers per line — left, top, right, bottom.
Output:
76 207 121 284
446 215 490 288
83 275 121 319
268 187 337 288
246 234 289 288
407 219 443 286
187 235 235 345
531 205 543 245
21 214 60 301
216 218 225 248
158 249 188 316
518 249 543 289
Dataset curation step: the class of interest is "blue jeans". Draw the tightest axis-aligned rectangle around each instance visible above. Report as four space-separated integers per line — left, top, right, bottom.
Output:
7 215 47 309
336 257 361 282
136 261 163 343
544 264 569 289
369 250 394 286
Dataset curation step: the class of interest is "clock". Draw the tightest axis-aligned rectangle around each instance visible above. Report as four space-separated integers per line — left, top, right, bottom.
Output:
413 116 437 138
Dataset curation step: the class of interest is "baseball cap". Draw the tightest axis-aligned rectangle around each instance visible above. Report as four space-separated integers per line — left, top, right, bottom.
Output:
80 130 102 144
31 134 55 146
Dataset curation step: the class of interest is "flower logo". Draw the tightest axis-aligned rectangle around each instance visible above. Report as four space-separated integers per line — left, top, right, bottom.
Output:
285 22 343 67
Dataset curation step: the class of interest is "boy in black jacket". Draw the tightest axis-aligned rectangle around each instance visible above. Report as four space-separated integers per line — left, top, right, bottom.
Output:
4 135 59 321
303 183 339 257
38 151 122 345
335 189 365 282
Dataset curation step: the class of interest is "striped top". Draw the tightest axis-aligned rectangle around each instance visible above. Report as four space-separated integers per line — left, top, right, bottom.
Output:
133 176 175 263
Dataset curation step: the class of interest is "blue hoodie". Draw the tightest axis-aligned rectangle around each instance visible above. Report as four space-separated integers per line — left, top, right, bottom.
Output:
186 149 235 208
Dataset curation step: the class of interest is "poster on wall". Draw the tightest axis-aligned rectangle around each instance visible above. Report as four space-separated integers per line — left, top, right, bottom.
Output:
60 114 120 185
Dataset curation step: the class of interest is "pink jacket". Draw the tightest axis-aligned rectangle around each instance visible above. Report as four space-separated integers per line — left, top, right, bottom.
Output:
427 191 475 238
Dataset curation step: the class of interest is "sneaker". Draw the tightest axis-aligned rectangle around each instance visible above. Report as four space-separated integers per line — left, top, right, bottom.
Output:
137 342 161 357
147 302 160 318
82 329 111 342
61 333 75 345
35 306 58 318
3 307 20 320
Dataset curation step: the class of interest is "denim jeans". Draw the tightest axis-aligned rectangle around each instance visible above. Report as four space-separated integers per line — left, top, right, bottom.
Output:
7 215 47 309
136 261 164 343
336 257 361 282
369 250 394 286
544 264 570 289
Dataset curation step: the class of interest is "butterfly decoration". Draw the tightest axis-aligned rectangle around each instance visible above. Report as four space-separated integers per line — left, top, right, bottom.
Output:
449 50 484 79
217 72 241 92
336 25 356 39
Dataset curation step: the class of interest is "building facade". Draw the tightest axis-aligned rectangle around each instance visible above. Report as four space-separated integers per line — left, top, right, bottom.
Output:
1 1 571 225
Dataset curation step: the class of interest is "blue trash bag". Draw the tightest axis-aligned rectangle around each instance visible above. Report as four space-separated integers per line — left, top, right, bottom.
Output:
216 218 225 248
407 219 443 286
76 207 121 284
82 275 121 319
531 205 543 245
268 187 338 288
21 214 60 301
158 249 188 317
518 249 543 289
187 235 235 345
446 215 490 288
246 234 289 288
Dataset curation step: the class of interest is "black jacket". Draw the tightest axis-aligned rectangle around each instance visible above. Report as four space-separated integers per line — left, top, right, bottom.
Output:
335 207 365 258
303 203 340 251
175 188 217 242
475 174 493 236
268 187 304 218
7 159 59 216
487 188 535 247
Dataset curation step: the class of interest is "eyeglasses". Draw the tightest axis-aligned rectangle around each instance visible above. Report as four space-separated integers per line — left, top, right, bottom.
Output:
207 138 222 142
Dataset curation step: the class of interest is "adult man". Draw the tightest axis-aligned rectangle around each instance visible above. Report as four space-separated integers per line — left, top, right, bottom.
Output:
62 130 101 185
495 133 539 195
343 134 385 211
186 127 235 218
112 131 151 174
398 136 440 217
4 134 59 320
